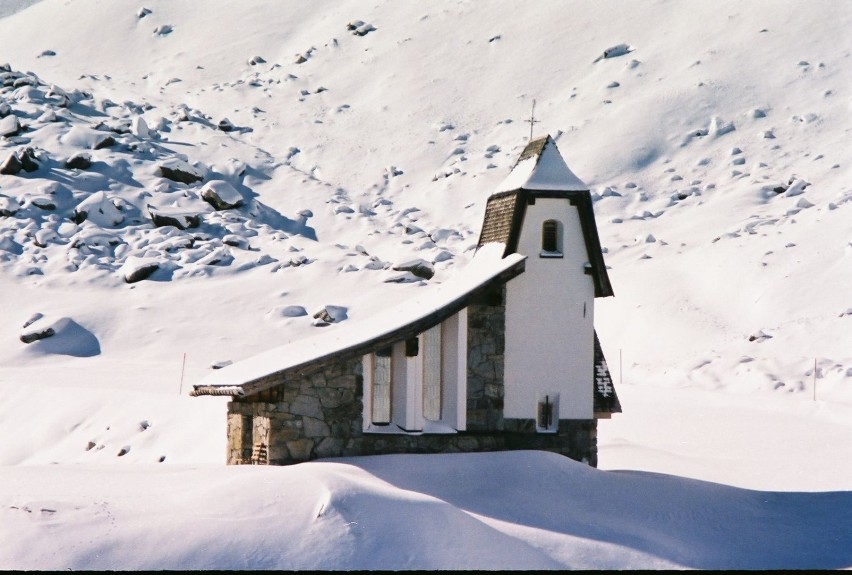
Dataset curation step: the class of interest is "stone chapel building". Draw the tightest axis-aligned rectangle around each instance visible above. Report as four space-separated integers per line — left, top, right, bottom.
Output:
191 134 621 466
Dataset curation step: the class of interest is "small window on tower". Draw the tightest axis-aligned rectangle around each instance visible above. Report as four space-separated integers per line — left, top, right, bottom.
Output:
541 220 563 257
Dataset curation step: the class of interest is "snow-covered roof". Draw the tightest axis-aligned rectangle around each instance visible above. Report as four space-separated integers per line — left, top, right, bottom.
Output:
192 244 525 396
494 135 588 194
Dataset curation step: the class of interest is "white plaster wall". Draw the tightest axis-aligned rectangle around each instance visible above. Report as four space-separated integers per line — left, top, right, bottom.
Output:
504 198 595 419
441 310 467 430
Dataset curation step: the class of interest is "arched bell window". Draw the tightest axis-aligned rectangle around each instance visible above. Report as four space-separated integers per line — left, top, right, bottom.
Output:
540 219 563 257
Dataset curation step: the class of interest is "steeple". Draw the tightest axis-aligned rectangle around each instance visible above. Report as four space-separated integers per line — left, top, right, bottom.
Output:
494 135 588 194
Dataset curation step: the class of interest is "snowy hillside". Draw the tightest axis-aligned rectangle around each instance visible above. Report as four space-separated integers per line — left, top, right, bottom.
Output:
0 0 850 569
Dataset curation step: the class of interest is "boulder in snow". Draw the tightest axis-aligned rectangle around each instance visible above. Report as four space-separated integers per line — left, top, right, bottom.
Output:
392 258 435 280
0 194 20 217
74 192 125 226
312 305 348 325
0 153 22 175
157 158 203 184
0 114 21 138
347 20 376 36
217 118 234 132
147 204 201 230
19 316 100 356
119 257 160 283
64 152 92 170
595 43 634 61
200 180 244 210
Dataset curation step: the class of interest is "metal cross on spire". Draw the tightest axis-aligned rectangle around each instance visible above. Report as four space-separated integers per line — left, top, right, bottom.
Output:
526 99 540 140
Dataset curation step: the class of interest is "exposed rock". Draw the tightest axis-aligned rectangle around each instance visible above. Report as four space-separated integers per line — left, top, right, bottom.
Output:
222 234 249 249
197 247 233 266
33 228 58 247
157 158 203 184
594 43 634 61
19 148 39 172
93 134 116 149
248 56 266 65
74 191 125 226
22 313 43 328
347 20 376 36
120 257 160 283
30 196 56 210
0 153 22 175
0 194 20 216
748 330 773 342
200 180 244 210
65 152 92 170
217 118 234 132
21 326 55 343
384 272 423 284
392 258 435 280
147 205 201 229
312 305 348 325
0 114 20 138
19 316 100 356
137 7 152 18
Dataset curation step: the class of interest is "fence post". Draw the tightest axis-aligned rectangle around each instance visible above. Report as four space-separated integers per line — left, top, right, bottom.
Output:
179 352 187 396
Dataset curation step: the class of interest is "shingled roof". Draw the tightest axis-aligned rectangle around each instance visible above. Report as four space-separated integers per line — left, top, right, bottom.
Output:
593 331 621 415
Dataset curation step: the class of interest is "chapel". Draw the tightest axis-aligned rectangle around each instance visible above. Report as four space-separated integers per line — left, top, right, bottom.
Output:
191 134 621 466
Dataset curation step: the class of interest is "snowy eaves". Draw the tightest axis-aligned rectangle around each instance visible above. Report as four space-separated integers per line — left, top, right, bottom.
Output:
192 244 525 396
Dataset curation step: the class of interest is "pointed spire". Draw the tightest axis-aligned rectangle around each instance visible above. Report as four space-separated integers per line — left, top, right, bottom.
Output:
495 134 588 194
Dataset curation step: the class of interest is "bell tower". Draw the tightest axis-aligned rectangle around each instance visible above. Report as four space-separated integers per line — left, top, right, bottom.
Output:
476 135 617 425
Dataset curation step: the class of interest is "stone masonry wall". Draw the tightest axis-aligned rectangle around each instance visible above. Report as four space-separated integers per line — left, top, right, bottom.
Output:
465 284 506 432
226 286 598 466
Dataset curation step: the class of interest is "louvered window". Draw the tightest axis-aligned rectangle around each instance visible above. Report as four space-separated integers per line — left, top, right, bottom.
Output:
422 324 442 421
541 220 562 257
371 347 392 424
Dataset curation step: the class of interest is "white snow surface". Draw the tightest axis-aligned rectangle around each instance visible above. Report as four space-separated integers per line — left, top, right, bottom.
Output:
1 0 851 570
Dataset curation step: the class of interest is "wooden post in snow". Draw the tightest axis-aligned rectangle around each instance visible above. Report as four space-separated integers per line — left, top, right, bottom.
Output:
179 352 187 396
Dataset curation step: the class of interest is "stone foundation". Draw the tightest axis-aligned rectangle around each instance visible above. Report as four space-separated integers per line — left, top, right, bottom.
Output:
227 354 597 466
